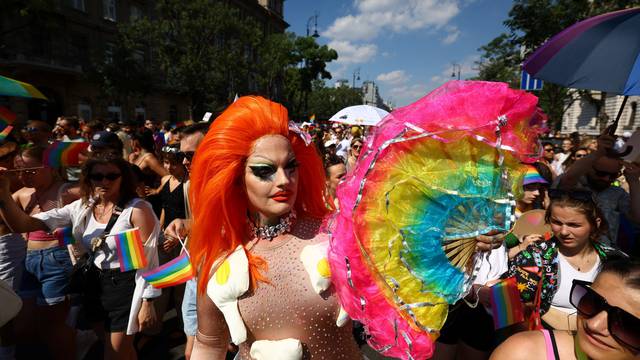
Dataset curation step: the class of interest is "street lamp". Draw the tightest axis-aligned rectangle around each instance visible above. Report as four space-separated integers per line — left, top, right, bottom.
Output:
451 63 461 80
307 14 319 38
352 67 361 88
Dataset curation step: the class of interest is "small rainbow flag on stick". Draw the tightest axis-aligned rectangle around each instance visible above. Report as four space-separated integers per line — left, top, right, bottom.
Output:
54 227 75 246
43 141 89 167
113 228 148 272
0 106 16 128
142 252 194 288
490 277 525 329
0 126 13 142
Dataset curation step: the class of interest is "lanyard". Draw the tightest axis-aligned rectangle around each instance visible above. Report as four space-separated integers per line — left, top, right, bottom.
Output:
574 335 589 360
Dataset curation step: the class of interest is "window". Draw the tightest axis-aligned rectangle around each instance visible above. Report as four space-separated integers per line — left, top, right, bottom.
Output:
103 0 117 21
78 103 92 122
130 4 142 21
135 106 146 122
70 0 85 11
107 105 121 122
104 43 115 64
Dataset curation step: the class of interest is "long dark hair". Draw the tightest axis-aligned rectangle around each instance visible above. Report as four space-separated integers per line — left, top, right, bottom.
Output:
79 151 138 205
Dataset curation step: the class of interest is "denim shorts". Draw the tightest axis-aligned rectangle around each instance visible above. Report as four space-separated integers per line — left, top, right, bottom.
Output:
182 278 197 336
20 247 73 305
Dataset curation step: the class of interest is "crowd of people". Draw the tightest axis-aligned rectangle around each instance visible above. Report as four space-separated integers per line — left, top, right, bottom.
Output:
0 95 637 360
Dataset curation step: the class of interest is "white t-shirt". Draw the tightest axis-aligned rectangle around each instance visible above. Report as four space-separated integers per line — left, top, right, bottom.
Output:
551 253 600 314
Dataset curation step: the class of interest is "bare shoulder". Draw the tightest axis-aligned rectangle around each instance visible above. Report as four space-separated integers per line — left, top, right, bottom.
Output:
12 187 34 208
490 331 547 360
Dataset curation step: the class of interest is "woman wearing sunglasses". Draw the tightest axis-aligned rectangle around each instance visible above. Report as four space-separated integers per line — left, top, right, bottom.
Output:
491 257 640 360
345 137 363 173
0 151 161 359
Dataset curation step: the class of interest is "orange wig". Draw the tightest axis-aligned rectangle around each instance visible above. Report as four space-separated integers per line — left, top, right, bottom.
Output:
188 96 330 293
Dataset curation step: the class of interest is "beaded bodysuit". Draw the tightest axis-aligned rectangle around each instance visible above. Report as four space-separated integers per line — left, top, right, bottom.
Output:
235 217 361 359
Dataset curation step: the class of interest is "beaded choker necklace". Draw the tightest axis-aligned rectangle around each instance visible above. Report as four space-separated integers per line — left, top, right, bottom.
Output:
248 211 296 241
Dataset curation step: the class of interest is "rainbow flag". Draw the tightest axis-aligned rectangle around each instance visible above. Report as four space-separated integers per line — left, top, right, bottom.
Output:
43 141 89 167
309 114 316 122
113 228 148 272
54 227 75 246
0 106 16 128
142 252 194 288
522 164 548 185
0 126 12 142
490 277 525 329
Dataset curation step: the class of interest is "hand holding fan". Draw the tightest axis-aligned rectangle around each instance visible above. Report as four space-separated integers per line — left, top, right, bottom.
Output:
329 81 546 359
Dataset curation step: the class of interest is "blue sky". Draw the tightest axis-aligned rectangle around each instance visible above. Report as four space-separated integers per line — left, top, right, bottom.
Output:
284 0 514 107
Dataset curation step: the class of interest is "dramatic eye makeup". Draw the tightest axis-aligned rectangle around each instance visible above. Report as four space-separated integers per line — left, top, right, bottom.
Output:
248 157 298 182
249 164 277 181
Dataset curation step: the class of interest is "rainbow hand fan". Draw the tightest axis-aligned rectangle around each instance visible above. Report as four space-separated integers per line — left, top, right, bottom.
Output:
329 81 546 360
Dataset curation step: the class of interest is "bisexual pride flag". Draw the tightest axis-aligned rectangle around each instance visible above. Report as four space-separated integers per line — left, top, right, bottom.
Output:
113 228 148 272
43 141 89 168
142 252 194 288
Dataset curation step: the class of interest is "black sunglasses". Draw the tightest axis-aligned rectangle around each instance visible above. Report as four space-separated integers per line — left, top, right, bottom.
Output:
89 172 122 182
570 280 640 351
548 189 595 203
176 151 195 162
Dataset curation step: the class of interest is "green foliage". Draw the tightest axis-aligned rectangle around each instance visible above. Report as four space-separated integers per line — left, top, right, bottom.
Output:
306 82 363 120
119 0 262 119
476 0 640 130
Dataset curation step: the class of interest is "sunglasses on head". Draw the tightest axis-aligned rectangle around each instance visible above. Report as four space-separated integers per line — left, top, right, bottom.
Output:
89 172 122 182
570 280 640 351
548 189 595 203
176 151 195 162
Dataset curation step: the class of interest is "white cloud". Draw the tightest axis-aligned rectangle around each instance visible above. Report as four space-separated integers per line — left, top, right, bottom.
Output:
323 0 463 67
388 83 430 106
376 70 409 85
441 26 460 44
328 40 378 65
324 0 461 42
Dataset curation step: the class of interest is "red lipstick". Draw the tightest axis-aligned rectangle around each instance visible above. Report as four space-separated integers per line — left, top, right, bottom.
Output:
271 191 291 202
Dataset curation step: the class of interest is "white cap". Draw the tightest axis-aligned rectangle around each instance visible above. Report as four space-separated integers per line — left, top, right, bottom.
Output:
622 131 632 138
324 139 338 147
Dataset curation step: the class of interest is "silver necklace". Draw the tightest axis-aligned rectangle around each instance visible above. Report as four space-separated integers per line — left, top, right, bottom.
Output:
248 211 296 241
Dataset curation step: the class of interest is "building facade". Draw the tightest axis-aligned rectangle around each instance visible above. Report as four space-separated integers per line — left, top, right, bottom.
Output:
0 0 287 126
562 91 640 136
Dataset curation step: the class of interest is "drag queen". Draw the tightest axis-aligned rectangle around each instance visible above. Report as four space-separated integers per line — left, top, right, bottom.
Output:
189 97 361 359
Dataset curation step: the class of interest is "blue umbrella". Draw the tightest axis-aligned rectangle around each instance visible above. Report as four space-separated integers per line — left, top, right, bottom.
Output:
524 7 640 133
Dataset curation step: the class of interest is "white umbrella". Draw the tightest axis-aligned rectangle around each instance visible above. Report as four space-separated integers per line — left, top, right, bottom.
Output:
329 105 389 126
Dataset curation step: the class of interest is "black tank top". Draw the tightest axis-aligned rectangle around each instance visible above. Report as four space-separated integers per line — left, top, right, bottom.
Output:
160 180 186 227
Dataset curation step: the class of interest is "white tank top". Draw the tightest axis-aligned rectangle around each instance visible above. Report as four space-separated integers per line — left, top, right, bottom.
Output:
551 252 600 314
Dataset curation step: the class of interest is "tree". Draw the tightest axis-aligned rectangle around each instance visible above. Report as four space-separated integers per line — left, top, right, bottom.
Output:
119 0 262 120
476 0 640 130
306 81 363 120
256 33 338 119
474 34 520 87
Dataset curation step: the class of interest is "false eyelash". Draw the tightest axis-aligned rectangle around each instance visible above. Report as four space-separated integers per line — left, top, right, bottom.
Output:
249 165 277 180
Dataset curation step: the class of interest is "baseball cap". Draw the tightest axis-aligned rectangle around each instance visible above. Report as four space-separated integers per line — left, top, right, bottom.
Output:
91 131 123 149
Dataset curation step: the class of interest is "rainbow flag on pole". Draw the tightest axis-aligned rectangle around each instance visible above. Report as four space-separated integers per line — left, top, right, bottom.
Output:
0 106 16 128
54 227 75 246
113 228 148 272
490 277 525 329
0 126 13 142
142 252 194 288
43 141 89 167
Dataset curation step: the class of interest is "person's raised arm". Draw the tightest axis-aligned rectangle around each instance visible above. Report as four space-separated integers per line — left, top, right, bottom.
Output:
0 172 49 233
145 155 169 179
558 131 615 189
